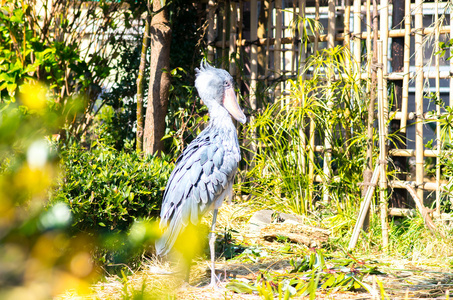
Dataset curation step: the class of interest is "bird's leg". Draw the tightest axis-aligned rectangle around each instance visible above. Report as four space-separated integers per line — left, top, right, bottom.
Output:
209 208 218 287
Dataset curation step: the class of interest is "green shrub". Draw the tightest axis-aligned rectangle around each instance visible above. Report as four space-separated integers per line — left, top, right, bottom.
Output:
52 142 173 234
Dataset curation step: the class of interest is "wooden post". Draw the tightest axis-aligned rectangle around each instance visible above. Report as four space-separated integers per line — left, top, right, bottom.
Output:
435 0 441 215
275 0 282 100
380 0 389 136
207 0 216 62
377 41 389 249
401 0 411 134
414 0 424 202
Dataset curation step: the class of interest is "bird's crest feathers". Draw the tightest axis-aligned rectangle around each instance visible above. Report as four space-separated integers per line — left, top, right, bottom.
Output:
195 58 215 75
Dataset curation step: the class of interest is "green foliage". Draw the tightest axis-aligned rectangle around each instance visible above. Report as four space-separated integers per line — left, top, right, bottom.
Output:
100 40 144 150
226 249 379 298
243 46 370 216
52 140 172 233
0 83 99 298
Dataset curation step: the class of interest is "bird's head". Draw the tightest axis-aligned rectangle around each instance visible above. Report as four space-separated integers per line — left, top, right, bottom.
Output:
195 60 246 124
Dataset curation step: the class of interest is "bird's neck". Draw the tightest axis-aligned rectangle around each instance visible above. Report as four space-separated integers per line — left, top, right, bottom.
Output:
207 103 235 129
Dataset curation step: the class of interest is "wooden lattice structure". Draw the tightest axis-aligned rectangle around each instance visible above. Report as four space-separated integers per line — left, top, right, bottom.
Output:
203 0 453 247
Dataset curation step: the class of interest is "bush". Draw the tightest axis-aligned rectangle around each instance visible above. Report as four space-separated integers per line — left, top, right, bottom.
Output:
52 142 173 234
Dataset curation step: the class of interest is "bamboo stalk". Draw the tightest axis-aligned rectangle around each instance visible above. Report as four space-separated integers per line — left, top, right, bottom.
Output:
299 0 306 77
314 0 319 54
344 0 351 51
275 0 282 100
291 1 297 77
366 0 371 77
207 0 216 62
380 0 389 138
400 0 411 134
404 184 439 234
229 1 237 76
435 0 441 215
449 0 453 207
353 0 361 73
309 117 315 210
323 0 336 203
327 0 335 48
299 0 306 176
349 164 380 250
377 41 389 249
309 0 319 209
414 0 424 202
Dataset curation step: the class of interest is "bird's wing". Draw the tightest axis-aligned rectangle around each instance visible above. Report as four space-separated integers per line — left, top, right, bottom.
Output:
155 127 239 256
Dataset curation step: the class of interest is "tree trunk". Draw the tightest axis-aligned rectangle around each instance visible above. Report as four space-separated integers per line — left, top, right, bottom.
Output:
136 10 151 153
144 0 172 155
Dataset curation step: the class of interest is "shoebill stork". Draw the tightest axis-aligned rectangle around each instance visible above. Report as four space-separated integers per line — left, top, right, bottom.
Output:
156 60 246 286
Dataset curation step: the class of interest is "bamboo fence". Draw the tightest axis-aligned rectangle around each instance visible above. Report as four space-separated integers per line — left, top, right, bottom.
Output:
205 0 452 247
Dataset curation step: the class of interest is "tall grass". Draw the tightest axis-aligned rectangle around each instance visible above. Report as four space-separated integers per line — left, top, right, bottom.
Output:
242 46 371 217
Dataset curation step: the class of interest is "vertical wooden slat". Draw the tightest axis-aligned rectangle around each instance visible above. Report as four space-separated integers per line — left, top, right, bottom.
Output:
207 0 216 62
400 0 411 134
414 0 424 202
229 1 237 76
377 41 389 249
275 0 282 99
435 0 441 215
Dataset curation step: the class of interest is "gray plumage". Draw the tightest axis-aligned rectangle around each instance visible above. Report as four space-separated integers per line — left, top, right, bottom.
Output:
155 60 246 269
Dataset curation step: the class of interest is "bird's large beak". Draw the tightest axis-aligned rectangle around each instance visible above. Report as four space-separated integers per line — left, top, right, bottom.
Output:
223 87 246 124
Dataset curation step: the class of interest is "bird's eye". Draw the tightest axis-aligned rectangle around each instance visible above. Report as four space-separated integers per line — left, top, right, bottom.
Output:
224 81 231 88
